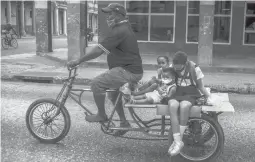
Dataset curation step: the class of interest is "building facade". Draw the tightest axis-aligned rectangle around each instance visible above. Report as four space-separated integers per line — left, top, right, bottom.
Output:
1 0 98 37
98 1 255 56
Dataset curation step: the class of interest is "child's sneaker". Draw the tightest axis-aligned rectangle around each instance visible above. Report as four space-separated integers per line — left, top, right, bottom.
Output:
169 141 184 156
168 141 176 153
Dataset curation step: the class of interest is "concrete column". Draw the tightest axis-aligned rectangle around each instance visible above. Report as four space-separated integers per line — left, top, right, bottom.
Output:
67 0 87 61
35 1 52 54
32 1 36 35
16 1 20 38
54 7 59 35
63 9 67 36
7 1 12 24
51 9 53 34
20 1 26 36
197 1 215 66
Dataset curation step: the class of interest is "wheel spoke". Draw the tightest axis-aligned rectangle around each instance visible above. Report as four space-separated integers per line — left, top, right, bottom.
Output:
27 100 70 143
180 117 219 161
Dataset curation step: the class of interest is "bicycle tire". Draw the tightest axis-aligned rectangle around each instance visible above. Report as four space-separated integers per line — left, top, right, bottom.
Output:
26 98 71 144
168 114 224 162
200 112 218 143
1 38 9 50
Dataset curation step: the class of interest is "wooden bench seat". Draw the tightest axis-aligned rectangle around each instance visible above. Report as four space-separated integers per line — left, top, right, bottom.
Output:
124 93 235 117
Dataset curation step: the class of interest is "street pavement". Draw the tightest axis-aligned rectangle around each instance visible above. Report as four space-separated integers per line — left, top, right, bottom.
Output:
1 37 67 56
1 35 255 95
1 52 255 94
1 81 255 162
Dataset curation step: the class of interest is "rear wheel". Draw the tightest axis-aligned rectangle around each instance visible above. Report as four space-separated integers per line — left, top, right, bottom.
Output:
26 98 71 144
168 114 224 162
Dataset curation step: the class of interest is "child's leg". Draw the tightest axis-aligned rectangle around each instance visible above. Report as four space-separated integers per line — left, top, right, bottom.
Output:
131 97 154 104
133 83 158 96
168 99 183 155
169 100 192 156
179 100 193 139
132 94 147 100
168 99 180 135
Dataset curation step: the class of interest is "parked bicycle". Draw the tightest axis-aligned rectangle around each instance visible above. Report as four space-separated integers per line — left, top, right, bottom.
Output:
26 66 235 162
1 30 18 50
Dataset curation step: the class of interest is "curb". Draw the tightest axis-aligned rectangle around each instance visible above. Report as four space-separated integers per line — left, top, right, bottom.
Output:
44 55 255 74
2 74 255 95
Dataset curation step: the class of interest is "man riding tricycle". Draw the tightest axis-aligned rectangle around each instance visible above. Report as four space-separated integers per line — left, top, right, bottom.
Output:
25 3 235 162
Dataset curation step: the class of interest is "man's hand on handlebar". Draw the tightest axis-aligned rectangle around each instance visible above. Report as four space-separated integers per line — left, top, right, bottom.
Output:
67 59 80 69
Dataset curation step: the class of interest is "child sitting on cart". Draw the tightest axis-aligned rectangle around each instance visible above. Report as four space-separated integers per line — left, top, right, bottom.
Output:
132 56 171 96
129 67 177 104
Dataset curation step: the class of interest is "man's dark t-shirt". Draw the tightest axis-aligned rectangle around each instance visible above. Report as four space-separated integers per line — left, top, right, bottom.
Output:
98 21 143 74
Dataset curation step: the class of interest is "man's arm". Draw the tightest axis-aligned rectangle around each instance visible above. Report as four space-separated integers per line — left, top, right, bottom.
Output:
78 45 105 64
196 79 210 98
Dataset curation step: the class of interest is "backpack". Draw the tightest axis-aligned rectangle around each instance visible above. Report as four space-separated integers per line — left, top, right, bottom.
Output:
175 61 198 87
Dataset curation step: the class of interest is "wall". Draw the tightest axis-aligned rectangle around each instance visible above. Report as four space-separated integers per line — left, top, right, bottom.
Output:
98 1 255 56
213 1 255 57
98 1 197 56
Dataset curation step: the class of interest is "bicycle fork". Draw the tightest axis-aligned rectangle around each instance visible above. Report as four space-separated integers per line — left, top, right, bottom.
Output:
44 82 72 124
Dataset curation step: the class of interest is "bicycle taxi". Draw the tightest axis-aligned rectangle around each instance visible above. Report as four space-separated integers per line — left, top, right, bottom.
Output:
26 66 235 162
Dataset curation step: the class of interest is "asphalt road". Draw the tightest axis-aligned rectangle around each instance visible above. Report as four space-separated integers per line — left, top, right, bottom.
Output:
1 81 255 162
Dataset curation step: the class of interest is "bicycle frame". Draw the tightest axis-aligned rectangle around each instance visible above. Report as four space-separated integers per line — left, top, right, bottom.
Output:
47 66 172 140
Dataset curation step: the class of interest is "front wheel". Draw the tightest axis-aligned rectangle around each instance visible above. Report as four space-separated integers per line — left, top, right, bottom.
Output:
26 98 71 144
168 113 224 162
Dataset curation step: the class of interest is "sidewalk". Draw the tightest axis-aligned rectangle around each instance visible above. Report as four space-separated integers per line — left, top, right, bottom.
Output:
1 51 255 94
45 48 255 74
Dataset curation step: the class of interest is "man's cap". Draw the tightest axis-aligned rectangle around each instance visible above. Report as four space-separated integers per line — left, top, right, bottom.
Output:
101 3 126 16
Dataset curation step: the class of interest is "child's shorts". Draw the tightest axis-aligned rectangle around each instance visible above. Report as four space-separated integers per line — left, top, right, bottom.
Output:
145 90 162 104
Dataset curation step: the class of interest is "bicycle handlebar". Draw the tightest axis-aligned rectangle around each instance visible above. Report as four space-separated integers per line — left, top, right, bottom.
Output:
67 65 79 79
67 64 79 71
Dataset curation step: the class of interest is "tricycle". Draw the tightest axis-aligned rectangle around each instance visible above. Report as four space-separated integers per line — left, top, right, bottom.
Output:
25 66 235 162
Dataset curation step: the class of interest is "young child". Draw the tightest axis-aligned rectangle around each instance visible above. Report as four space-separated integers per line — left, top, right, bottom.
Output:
167 51 213 156
129 67 177 104
132 56 171 96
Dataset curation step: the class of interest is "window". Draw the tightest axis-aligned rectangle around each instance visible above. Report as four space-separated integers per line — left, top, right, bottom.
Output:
186 1 200 43
243 2 255 45
186 1 232 44
5 8 7 16
214 1 232 44
125 0 176 42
